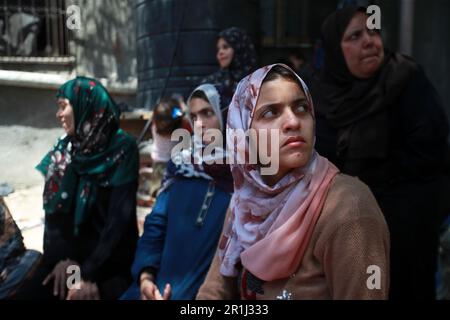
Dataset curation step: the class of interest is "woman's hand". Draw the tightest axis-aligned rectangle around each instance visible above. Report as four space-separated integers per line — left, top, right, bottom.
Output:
66 281 100 300
42 259 79 300
140 272 171 300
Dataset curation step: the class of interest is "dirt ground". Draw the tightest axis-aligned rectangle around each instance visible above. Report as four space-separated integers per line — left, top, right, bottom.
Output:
1 125 63 252
1 125 152 253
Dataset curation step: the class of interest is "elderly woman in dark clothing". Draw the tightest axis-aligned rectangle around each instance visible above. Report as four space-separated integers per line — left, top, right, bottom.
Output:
202 27 258 93
312 6 449 299
15 77 139 300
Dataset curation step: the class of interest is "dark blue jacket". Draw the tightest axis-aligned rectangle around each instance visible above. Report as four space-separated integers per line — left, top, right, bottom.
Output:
121 177 231 300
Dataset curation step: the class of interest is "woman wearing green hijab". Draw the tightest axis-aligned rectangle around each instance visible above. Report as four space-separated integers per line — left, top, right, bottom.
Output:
15 77 139 300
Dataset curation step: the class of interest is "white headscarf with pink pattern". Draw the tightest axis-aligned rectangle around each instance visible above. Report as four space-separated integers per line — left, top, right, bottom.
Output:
219 64 339 282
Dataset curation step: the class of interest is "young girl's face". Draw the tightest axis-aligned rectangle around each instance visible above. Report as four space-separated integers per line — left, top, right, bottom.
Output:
217 37 234 69
189 97 221 145
251 77 314 185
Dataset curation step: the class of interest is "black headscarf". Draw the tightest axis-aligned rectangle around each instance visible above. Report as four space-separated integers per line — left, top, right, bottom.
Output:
313 6 418 160
202 27 258 93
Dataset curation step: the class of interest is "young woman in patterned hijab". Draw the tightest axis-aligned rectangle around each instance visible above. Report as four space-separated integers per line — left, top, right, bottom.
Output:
197 64 390 300
202 27 258 93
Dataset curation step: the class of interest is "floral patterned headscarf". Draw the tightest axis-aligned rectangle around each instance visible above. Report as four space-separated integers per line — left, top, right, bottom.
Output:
36 77 138 235
219 64 339 285
202 27 258 93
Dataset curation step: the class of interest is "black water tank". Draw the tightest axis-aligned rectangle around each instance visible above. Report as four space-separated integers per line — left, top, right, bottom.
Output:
135 0 259 109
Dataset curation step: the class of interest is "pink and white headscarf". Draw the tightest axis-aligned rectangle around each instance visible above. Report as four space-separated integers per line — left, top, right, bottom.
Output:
219 64 340 281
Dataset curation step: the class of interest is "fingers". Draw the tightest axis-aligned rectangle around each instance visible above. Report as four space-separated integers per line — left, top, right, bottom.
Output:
42 272 53 286
141 287 154 300
140 285 147 300
140 279 157 300
88 284 99 300
77 282 99 300
66 282 86 300
92 288 100 300
43 265 65 298
163 284 171 300
53 269 60 297
93 285 100 300
141 285 151 300
85 287 92 300
154 287 163 300
66 289 76 300
140 281 170 301
47 262 66 299
58 266 66 300
45 261 89 300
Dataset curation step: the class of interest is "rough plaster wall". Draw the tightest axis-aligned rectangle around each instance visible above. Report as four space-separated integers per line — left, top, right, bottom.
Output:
69 0 137 84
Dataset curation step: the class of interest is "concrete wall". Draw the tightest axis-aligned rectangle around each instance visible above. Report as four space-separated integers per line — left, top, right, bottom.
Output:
0 84 136 128
1 1 448 126
0 0 138 127
69 0 137 85
0 85 59 128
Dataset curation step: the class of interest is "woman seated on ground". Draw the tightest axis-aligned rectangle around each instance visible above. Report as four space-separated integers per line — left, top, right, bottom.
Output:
197 64 390 300
121 84 233 300
15 77 139 300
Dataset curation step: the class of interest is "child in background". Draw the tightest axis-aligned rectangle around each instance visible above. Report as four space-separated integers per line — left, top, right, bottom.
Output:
149 98 190 198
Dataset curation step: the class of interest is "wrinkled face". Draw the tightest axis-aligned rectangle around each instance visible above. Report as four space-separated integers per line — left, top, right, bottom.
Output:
189 97 221 145
341 12 385 79
56 98 75 135
251 77 314 185
217 37 234 69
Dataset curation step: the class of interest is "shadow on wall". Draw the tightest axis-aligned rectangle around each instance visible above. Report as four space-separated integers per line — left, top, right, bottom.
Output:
0 85 136 128
71 0 137 83
0 85 59 128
